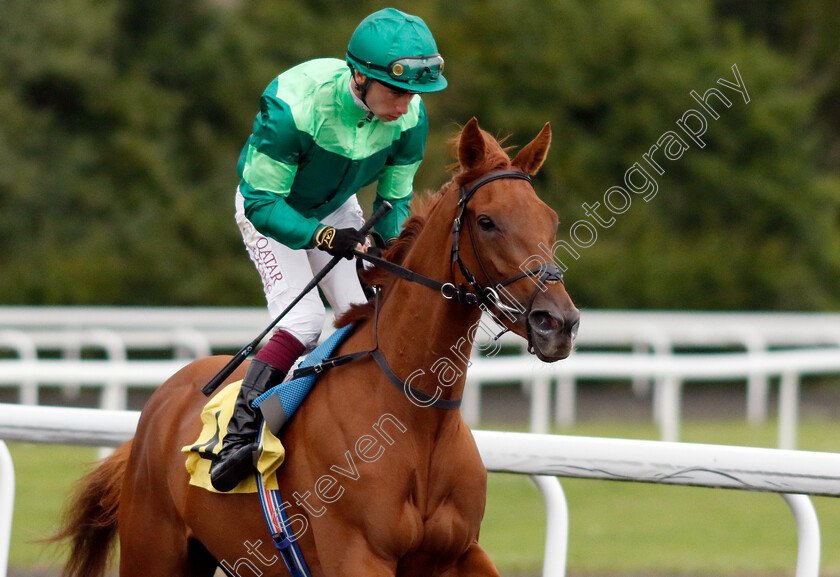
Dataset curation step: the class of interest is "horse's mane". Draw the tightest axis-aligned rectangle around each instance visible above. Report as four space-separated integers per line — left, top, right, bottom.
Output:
335 128 514 328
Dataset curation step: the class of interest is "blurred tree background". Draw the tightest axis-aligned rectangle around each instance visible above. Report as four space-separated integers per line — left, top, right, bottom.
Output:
0 0 838 310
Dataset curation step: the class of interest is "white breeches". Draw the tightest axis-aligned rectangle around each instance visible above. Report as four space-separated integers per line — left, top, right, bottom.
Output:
235 189 367 350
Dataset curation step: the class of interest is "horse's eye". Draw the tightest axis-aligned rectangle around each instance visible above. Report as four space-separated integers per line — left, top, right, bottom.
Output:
477 215 496 231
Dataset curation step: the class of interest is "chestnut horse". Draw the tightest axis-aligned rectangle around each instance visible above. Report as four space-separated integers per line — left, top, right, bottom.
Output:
55 118 579 577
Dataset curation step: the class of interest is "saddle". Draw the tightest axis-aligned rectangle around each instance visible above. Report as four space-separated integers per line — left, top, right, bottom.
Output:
181 380 285 494
182 325 355 493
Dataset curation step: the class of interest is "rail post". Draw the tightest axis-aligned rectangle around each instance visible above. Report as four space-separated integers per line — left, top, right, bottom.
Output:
0 441 14 577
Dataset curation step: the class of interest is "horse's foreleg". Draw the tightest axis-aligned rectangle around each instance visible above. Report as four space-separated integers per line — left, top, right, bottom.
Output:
441 543 502 577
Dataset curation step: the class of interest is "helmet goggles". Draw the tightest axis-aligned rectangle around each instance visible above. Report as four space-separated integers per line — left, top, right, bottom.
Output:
349 52 444 86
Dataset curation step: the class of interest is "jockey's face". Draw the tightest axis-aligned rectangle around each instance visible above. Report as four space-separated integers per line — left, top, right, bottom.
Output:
353 71 415 123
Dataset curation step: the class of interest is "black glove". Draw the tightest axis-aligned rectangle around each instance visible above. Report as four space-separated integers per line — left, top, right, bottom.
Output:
365 237 397 259
313 226 365 259
365 246 383 259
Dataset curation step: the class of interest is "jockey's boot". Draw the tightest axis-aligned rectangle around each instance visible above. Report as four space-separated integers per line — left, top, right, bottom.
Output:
209 359 286 492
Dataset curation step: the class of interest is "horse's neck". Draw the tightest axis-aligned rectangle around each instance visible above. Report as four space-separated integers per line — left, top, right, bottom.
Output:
374 211 482 407
377 283 480 403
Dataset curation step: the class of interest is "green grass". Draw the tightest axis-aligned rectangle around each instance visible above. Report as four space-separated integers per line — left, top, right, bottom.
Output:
5 443 98 568
6 418 840 576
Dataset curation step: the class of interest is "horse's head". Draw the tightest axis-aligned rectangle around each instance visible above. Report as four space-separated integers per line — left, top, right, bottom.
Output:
451 118 579 361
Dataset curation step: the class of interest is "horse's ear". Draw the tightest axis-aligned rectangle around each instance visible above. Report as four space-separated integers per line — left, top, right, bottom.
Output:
458 117 486 170
512 122 552 175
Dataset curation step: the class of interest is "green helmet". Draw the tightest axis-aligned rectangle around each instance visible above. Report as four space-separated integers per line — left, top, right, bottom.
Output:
347 8 447 94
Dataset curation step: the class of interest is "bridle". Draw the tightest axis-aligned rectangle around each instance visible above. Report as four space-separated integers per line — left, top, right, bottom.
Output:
356 169 564 322
449 170 565 316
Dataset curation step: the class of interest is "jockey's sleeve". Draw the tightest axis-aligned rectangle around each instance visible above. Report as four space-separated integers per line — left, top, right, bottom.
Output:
373 192 411 243
237 90 322 249
373 101 428 241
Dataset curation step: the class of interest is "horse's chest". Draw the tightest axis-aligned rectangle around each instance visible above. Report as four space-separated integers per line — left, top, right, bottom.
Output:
419 495 484 556
296 422 489 562
410 447 489 555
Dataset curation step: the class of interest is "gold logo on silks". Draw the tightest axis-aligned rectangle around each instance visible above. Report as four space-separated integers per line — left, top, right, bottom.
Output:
316 226 337 249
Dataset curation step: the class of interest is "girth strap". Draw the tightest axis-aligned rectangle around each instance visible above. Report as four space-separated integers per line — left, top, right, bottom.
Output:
254 433 313 577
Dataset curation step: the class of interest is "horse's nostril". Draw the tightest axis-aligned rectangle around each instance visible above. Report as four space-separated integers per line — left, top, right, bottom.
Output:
530 311 562 334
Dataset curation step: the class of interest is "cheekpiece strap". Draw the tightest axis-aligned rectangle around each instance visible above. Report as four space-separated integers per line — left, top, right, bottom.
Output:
453 170 533 267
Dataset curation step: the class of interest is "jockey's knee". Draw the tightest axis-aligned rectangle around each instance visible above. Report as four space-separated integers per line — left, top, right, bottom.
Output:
279 313 326 352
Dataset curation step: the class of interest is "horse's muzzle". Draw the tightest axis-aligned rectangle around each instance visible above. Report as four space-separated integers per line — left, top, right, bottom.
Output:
527 306 579 362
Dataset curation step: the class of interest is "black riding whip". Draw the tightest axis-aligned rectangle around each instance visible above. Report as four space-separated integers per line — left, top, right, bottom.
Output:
201 201 392 396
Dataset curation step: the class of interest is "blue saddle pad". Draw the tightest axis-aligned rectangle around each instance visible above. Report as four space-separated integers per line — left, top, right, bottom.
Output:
253 324 354 433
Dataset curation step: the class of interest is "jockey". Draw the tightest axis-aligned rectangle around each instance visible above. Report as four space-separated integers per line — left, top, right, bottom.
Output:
210 8 447 492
